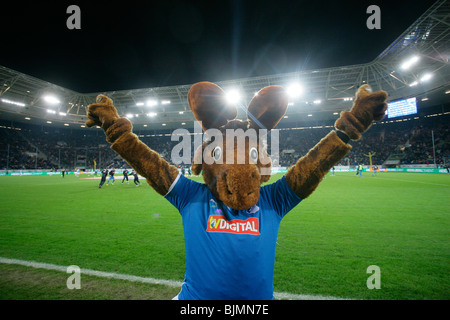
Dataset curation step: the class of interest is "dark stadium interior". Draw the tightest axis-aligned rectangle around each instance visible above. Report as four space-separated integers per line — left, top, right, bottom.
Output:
0 0 449 171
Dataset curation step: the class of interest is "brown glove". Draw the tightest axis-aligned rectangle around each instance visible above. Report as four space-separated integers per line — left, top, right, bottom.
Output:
335 84 388 141
85 95 133 144
85 94 179 195
85 95 121 131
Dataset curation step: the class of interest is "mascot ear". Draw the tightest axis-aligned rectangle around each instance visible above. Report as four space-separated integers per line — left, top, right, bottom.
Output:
247 86 288 131
188 82 238 131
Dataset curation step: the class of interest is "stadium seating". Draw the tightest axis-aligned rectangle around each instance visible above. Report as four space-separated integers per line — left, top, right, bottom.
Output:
0 113 448 170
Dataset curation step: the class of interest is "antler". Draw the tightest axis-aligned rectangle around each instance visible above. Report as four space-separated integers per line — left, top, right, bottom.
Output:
247 86 288 131
188 82 237 131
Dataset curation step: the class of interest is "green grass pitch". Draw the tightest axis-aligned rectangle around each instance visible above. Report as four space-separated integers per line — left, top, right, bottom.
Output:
0 171 448 300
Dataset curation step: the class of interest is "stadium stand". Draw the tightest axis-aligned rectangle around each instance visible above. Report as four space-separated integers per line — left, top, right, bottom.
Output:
1 111 448 170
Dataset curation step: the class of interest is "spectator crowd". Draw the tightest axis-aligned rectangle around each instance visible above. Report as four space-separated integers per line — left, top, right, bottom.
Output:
1 113 448 171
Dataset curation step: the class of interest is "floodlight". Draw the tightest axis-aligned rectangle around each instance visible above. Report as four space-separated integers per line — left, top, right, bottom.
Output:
409 81 419 87
147 112 157 117
126 113 134 119
47 109 56 114
1 98 25 107
420 73 433 82
400 56 420 70
225 89 241 104
43 95 60 105
287 83 303 98
313 100 322 104
147 100 158 107
136 102 145 107
161 100 171 105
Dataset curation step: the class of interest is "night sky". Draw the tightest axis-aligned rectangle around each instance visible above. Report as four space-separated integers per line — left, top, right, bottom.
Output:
0 0 436 93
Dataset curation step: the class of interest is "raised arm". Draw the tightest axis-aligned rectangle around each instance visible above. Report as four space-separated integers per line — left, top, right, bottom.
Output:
285 85 387 199
86 95 179 195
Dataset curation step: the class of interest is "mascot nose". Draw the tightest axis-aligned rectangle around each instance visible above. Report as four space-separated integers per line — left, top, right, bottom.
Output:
224 167 259 195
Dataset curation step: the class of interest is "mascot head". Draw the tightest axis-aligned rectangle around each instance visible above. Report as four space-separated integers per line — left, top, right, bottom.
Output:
188 82 288 210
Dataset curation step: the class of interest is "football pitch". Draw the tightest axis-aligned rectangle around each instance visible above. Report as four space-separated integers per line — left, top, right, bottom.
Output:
0 171 448 300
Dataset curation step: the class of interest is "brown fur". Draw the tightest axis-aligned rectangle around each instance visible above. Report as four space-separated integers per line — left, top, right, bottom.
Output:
335 85 388 140
247 85 288 130
188 83 287 210
285 131 351 198
85 95 179 196
86 83 387 210
110 129 179 196
188 82 237 131
193 120 273 210
85 95 120 130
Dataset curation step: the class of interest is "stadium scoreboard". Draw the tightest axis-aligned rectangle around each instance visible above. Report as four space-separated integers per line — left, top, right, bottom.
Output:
387 97 417 118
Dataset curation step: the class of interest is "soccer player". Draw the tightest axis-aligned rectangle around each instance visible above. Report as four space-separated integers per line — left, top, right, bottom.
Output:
122 169 129 184
107 169 115 185
131 170 140 187
372 165 378 176
99 169 108 188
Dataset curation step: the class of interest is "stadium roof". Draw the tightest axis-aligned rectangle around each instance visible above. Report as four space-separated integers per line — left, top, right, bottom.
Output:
0 0 449 130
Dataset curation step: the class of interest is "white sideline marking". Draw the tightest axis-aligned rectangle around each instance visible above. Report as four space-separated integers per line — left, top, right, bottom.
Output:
0 257 351 300
0 257 182 288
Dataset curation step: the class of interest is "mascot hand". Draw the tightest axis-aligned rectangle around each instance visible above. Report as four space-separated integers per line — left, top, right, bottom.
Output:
85 95 120 131
335 84 388 140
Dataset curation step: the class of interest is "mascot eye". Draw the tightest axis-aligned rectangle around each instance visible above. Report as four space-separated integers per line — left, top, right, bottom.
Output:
213 146 222 161
249 147 258 162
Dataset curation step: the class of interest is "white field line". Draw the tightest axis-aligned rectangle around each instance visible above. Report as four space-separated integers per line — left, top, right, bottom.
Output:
0 257 351 300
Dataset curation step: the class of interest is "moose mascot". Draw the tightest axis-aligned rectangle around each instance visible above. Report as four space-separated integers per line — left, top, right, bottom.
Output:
86 82 387 300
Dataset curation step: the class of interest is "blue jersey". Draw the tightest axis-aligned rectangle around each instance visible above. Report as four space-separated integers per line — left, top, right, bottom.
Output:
165 174 302 300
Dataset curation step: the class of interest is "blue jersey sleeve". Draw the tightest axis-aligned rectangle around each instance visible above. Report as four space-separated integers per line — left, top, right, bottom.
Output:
260 176 302 219
164 174 204 213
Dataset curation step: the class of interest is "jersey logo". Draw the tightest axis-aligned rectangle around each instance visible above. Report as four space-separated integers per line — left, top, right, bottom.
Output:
206 215 260 236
